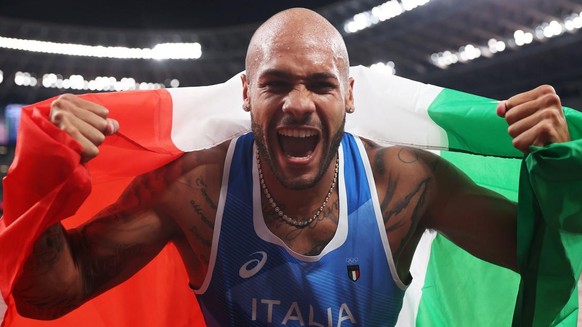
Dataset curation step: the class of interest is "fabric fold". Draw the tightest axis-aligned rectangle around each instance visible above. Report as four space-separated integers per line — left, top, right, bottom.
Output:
513 140 582 327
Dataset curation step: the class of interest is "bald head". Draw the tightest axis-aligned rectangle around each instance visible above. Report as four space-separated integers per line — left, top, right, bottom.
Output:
245 8 350 84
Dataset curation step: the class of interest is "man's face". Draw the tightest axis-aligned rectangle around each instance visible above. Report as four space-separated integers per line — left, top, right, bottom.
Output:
243 37 354 190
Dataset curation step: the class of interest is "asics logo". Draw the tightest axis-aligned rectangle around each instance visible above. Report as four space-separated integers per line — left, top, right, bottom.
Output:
239 251 268 279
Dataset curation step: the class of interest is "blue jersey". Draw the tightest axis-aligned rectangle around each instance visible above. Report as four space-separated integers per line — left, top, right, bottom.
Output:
194 132 407 326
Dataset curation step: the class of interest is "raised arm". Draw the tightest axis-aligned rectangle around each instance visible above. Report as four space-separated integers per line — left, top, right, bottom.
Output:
11 95 182 319
367 144 519 279
370 85 571 278
427 85 570 270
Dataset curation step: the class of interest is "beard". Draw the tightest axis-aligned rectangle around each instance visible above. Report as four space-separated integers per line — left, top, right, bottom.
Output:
251 109 345 190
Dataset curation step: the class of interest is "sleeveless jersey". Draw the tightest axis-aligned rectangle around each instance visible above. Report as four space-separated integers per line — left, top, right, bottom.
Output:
194 132 407 326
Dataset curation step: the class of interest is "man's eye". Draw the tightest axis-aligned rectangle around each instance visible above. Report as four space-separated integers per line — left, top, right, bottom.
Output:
266 81 289 89
310 82 335 92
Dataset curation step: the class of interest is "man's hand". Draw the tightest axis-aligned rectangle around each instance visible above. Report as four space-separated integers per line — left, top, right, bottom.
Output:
496 85 570 154
50 94 119 162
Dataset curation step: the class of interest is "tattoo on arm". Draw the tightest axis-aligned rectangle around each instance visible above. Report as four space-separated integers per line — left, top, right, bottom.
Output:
382 178 430 227
196 178 217 210
73 221 146 295
27 224 67 274
190 200 214 229
374 147 433 257
388 179 430 257
186 177 217 250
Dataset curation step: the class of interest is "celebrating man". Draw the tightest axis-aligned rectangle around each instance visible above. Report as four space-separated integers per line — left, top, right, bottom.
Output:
8 7 574 326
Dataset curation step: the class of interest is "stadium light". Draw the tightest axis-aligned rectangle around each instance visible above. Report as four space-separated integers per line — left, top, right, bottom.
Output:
370 61 396 75
0 36 202 60
344 0 432 34
12 70 179 91
430 10 581 69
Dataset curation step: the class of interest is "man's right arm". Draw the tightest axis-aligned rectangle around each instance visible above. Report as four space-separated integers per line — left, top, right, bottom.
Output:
11 94 181 319
12 170 181 320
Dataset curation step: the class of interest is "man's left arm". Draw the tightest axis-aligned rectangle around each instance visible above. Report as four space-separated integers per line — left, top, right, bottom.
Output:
422 84 573 273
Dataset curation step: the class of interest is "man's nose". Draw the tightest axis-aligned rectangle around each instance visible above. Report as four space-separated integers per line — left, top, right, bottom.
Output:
282 87 316 119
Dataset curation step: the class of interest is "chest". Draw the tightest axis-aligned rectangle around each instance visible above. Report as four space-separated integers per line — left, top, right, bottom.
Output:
262 195 341 256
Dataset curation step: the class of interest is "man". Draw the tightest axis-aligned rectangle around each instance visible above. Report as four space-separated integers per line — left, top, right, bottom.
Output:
10 7 571 326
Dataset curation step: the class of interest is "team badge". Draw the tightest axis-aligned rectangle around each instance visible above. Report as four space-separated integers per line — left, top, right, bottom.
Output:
347 265 360 282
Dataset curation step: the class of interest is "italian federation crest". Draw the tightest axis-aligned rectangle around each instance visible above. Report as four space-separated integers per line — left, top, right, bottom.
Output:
347 265 360 282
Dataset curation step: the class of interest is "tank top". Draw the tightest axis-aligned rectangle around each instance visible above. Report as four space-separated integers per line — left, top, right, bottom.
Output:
194 132 407 326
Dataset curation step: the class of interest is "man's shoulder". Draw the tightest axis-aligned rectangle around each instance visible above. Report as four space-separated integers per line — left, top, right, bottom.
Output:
172 140 232 179
358 136 433 157
358 137 439 176
180 138 233 167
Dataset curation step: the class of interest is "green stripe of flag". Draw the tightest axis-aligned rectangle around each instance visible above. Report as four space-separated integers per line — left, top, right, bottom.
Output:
428 88 520 157
417 152 521 327
421 88 582 327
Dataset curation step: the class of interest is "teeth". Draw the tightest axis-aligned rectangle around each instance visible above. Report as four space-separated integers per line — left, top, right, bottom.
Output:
278 129 317 138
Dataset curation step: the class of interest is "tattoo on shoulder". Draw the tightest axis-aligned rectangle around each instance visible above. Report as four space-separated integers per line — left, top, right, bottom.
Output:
397 148 419 164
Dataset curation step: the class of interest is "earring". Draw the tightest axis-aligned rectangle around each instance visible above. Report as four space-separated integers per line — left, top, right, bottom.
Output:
346 107 355 113
243 103 251 112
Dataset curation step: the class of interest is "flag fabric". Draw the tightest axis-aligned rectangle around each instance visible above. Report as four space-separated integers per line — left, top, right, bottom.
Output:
1 65 581 326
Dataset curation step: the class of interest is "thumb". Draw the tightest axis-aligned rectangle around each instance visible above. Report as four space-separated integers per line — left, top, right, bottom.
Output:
105 118 120 135
496 100 508 118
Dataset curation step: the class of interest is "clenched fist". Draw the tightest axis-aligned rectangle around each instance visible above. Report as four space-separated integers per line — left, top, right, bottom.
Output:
497 85 570 154
50 94 119 162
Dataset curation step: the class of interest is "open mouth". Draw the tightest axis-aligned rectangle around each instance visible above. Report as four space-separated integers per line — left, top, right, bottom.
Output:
278 129 319 159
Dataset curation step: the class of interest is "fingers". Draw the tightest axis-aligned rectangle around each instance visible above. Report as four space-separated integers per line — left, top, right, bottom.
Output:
50 94 119 162
510 113 564 153
506 85 556 110
498 85 570 154
496 101 508 118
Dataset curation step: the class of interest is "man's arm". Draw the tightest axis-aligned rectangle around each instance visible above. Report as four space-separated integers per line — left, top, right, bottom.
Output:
12 167 181 320
372 85 570 277
422 153 519 271
10 94 183 319
368 144 518 278
425 85 570 272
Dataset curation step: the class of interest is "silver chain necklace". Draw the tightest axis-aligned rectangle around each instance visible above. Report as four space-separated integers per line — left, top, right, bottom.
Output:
256 151 339 228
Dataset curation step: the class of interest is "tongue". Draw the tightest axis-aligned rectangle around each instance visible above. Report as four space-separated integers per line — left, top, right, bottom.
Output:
280 135 318 158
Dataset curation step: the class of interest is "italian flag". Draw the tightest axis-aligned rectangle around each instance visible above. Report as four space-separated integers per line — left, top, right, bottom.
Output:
1 66 581 326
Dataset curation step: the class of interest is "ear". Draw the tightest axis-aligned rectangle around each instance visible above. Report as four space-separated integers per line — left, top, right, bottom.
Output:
241 73 251 112
345 77 355 113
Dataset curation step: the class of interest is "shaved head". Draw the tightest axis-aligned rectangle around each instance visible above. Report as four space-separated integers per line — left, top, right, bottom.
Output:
245 8 350 85
241 8 355 191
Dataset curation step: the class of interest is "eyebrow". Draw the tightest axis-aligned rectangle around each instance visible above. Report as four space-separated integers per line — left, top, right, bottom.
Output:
259 69 339 81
